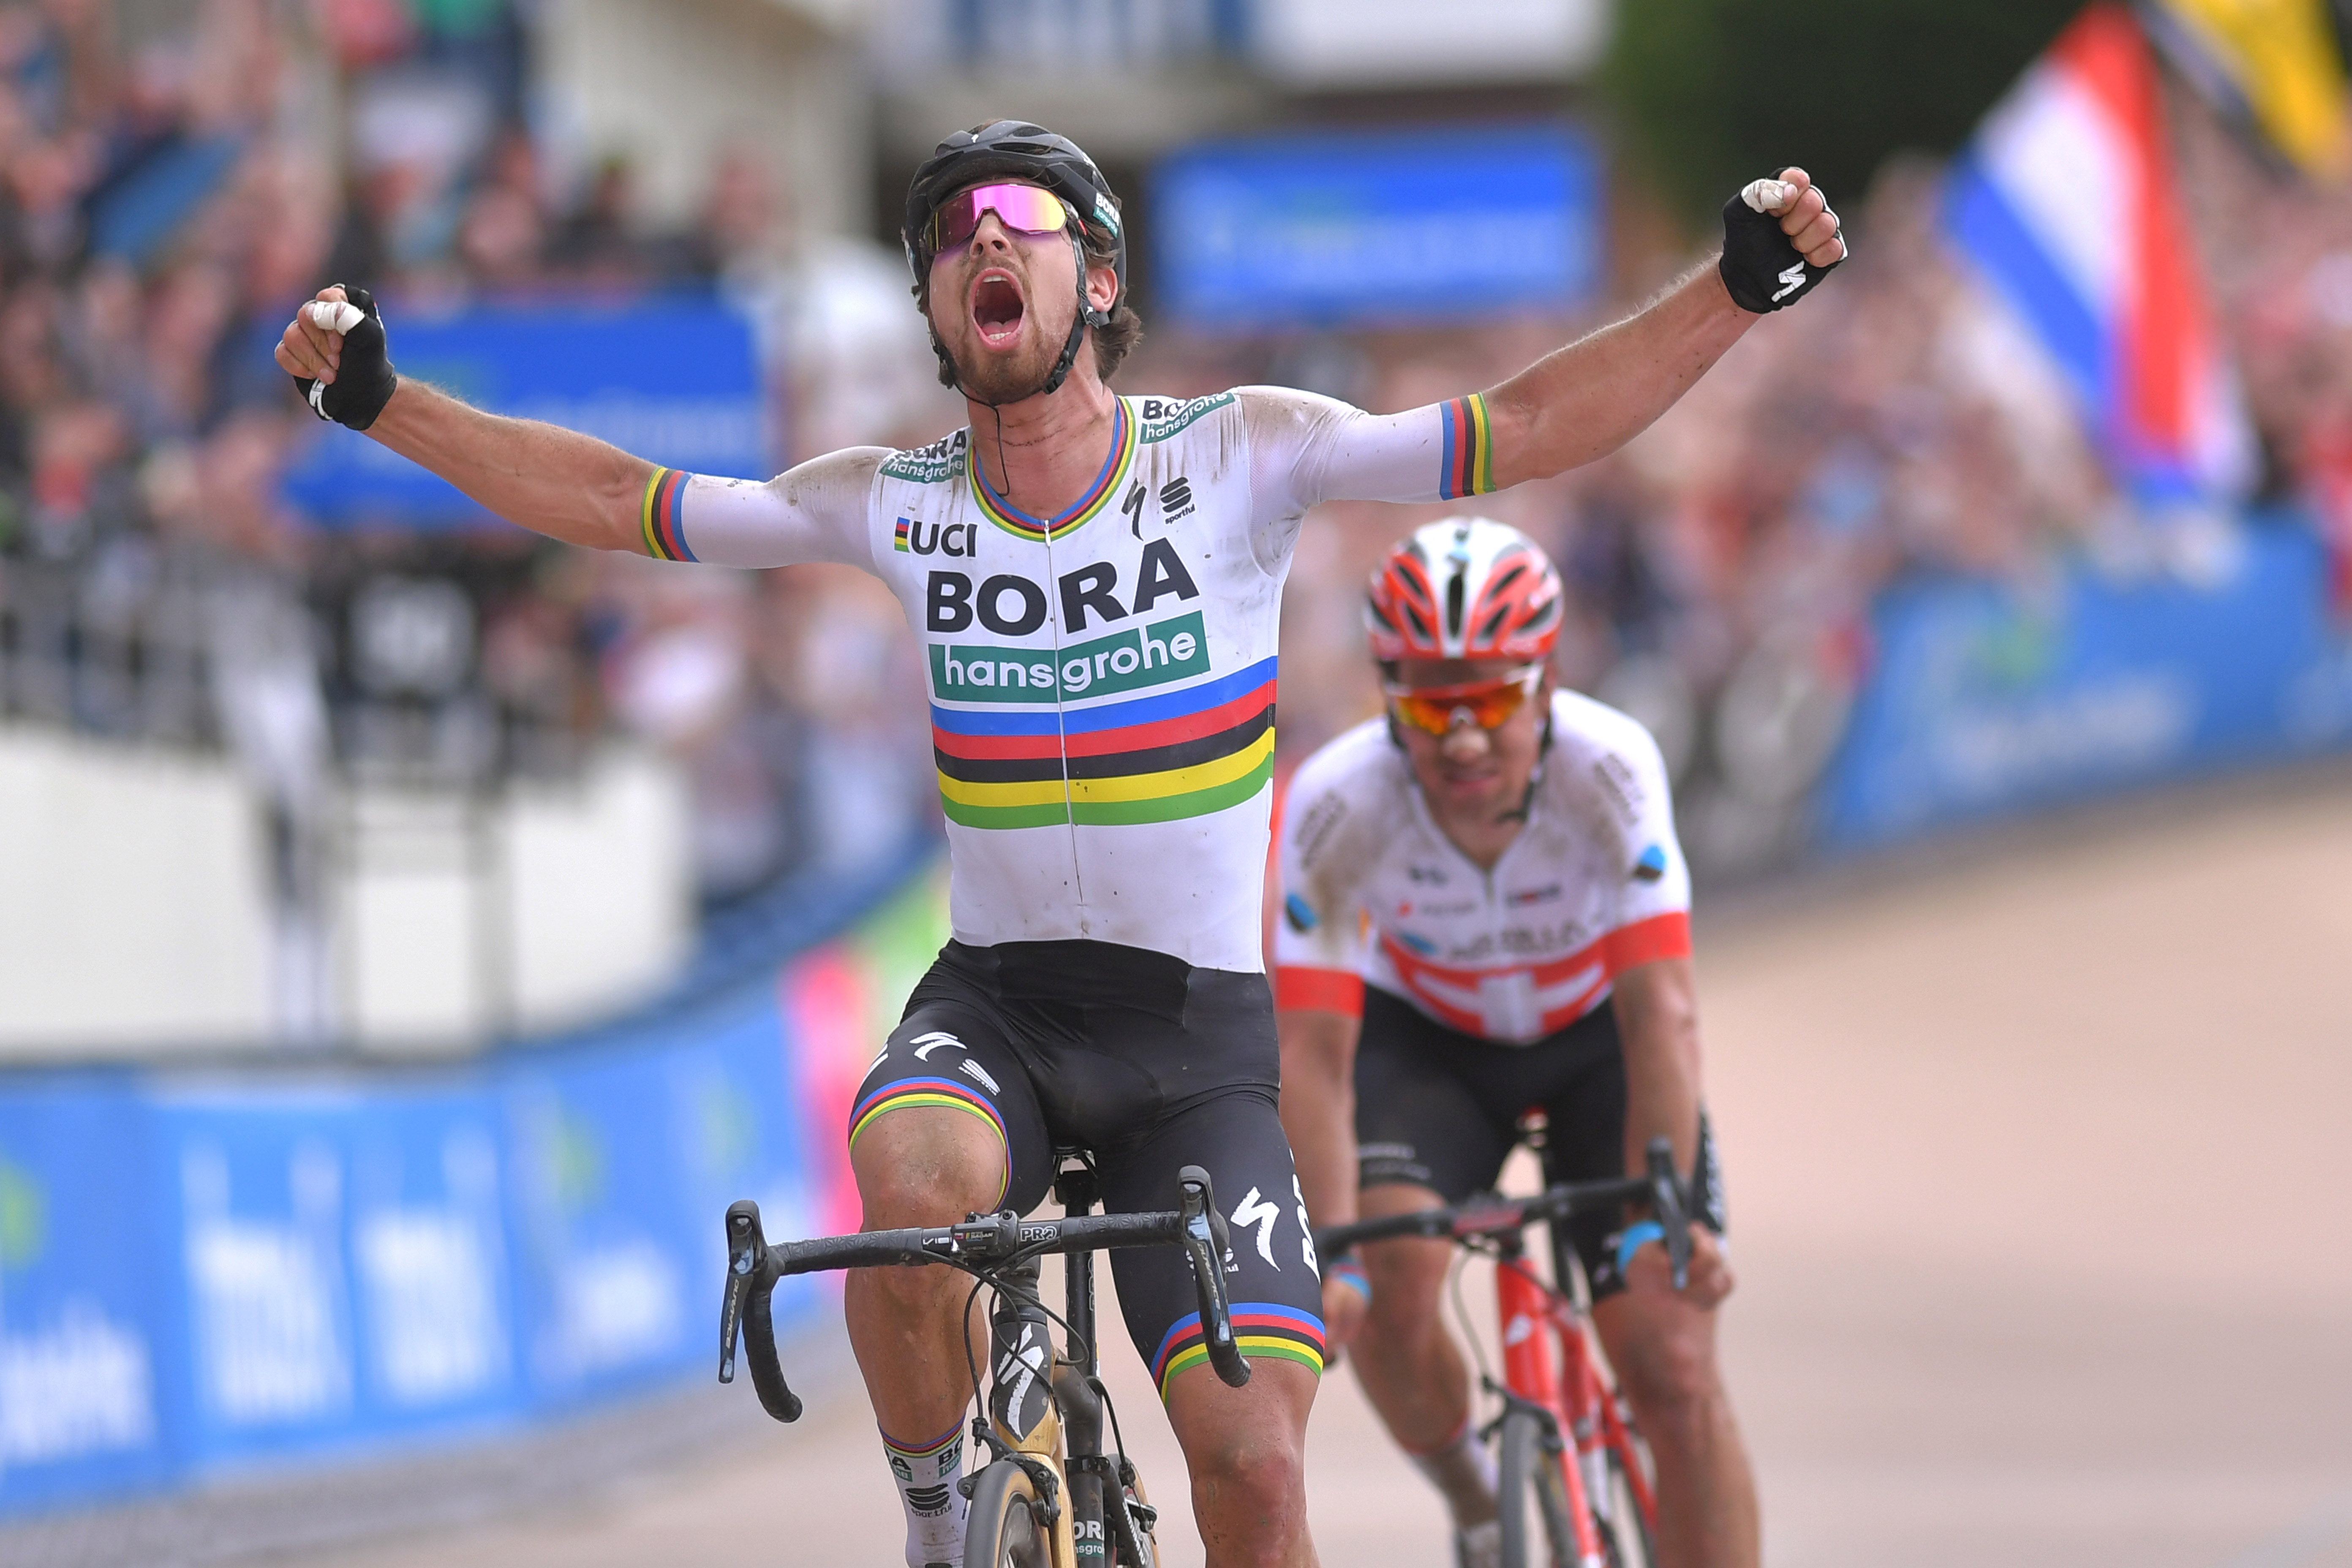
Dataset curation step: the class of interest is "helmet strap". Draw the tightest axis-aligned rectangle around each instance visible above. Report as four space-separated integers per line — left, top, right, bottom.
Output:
1040 231 1105 398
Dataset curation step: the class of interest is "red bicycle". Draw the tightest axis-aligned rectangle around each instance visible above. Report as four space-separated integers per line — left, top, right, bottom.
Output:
1317 1134 1691 1568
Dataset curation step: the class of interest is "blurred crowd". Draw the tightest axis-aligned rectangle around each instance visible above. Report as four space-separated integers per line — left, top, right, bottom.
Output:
0 0 950 905
4 0 2350 909
1176 93 2352 875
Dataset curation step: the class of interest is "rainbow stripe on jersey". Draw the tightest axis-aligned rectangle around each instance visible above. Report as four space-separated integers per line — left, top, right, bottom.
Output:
1438 394 1495 500
930 657 1276 830
1150 1303 1325 1399
968 397 1136 543
641 467 695 561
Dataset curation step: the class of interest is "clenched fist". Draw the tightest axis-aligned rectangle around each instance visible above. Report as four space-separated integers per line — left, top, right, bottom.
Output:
1719 167 1846 314
275 285 399 431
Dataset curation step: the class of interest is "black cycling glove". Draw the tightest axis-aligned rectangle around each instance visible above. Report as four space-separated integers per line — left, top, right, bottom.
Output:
292 285 399 431
1719 180 1843 314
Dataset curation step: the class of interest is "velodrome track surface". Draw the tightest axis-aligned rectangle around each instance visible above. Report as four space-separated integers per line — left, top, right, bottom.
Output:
33 774 2352 1568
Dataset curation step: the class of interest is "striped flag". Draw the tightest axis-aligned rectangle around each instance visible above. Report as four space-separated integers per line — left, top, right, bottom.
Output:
2143 0 2351 177
1942 3 2256 505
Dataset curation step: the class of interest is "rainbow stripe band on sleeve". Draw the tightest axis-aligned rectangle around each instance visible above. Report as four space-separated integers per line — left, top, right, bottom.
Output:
1438 394 1496 499
846 1078 1010 1207
1149 1304 1326 1400
640 467 696 561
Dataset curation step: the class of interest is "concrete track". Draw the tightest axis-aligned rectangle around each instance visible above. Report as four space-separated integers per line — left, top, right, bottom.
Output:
169 781 2352 1566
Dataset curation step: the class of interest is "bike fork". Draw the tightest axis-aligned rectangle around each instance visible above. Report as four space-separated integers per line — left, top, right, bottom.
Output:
1495 1242 1607 1568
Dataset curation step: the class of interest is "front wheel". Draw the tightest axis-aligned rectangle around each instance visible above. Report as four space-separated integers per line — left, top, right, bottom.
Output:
966 1460 1053 1568
1496 1409 1575 1568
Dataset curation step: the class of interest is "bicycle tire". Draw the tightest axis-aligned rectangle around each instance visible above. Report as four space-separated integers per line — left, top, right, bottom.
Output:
1496 1409 1575 1568
966 1460 1053 1568
1593 1444 1655 1568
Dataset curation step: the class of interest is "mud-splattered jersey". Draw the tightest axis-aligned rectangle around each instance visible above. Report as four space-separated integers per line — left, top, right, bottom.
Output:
645 387 1501 972
1274 691 1691 1041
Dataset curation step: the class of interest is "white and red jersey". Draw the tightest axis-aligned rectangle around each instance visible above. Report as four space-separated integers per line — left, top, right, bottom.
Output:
1273 691 1691 1043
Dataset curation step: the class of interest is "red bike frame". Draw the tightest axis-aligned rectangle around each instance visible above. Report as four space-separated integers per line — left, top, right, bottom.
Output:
1491 1225 1657 1566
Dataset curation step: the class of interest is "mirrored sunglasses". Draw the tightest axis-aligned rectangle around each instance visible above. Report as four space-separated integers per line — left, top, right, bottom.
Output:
1385 666 1545 737
929 183 1074 255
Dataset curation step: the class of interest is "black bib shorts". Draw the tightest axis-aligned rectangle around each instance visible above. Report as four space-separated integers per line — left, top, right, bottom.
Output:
849 939 1328 1400
1353 983 1726 1300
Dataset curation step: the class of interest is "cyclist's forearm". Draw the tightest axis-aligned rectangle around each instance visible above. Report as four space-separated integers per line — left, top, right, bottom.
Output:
1482 262 1752 488
1611 958 1704 1182
1277 1009 1360 1229
366 378 655 554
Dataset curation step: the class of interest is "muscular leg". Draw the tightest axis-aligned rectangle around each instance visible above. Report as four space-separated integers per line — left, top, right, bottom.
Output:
1164 1356 1322 1568
1348 1182 1497 1526
845 1106 1004 1446
1591 1276 1758 1568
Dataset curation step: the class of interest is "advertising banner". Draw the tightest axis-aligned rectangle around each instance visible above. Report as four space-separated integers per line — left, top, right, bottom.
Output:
0 864 948 1521
277 295 767 530
1152 123 1603 332
1817 520 2352 847
0 1079 174 1511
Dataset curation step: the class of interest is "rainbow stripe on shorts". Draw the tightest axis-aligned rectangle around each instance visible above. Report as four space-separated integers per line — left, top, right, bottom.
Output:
1149 1303 1326 1400
846 1077 1009 1206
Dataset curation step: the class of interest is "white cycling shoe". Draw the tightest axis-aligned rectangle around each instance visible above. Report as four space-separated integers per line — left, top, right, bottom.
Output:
1453 1519 1503 1568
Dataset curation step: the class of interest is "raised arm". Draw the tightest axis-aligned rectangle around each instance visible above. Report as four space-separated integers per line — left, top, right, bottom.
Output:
1261 170 1846 519
275 286 882 569
275 287 651 553
1485 168 1845 487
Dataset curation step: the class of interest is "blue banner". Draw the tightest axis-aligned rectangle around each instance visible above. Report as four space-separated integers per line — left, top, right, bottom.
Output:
278 295 767 530
1817 518 2352 848
0 1079 177 1511
0 982 825 1516
1152 123 1603 332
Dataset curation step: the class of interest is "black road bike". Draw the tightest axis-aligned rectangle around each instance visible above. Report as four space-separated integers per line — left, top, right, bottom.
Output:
721 1157 1252 1567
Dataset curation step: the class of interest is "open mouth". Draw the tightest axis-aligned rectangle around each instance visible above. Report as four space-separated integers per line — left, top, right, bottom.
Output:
971 271 1026 347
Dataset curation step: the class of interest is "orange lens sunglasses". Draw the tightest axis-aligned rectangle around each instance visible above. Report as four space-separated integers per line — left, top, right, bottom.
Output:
1384 666 1545 736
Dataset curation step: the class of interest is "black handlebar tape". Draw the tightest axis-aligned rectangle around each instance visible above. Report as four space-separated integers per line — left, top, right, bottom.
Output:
1644 1138 1692 1292
721 1200 803 1423
1176 1165 1252 1388
742 1271 803 1422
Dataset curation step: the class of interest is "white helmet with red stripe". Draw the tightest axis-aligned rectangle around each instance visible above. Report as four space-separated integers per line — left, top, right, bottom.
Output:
1365 517 1564 664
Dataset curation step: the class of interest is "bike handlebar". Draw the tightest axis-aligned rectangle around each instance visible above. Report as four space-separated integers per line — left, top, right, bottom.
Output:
720 1169 1252 1423
1315 1137 1697 1290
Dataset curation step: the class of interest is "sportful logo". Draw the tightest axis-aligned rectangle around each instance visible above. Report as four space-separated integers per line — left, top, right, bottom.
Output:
930 612 1209 703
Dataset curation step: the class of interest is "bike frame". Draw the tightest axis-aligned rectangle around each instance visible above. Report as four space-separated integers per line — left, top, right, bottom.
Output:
1314 1137 1685 1568
1492 1225 1657 1566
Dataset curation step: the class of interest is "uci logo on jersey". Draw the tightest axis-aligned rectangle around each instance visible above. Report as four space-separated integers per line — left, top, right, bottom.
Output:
894 517 977 557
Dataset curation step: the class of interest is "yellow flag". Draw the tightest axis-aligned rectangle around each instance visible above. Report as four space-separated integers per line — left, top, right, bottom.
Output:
2154 0 2351 174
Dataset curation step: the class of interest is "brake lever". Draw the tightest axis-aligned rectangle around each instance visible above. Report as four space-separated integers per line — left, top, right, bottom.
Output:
722 1198 803 1422
1642 1137 1691 1292
1176 1164 1251 1388
721 1199 762 1383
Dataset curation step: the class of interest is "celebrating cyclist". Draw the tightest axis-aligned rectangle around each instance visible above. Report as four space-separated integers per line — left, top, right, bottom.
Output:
1274 518 1756 1568
275 121 1837 1568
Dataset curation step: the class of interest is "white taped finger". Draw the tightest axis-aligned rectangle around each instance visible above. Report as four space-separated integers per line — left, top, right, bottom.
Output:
305 300 364 335
1741 178 1794 214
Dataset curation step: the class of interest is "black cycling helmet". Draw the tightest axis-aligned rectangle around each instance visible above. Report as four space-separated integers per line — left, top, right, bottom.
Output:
902 120 1129 399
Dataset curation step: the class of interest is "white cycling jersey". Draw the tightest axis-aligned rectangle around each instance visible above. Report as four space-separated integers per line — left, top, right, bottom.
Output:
646 386 1503 972
1274 690 1691 1043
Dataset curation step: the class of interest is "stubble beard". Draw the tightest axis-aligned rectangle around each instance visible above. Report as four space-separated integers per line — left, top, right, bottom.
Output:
949 324 1067 408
